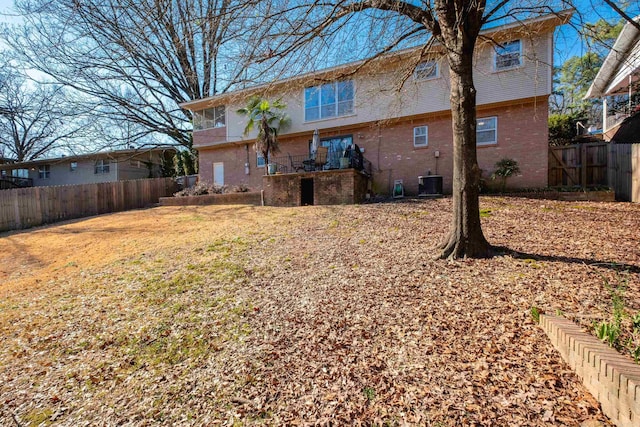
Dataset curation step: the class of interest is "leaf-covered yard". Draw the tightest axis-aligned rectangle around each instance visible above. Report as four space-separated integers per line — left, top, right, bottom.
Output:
1 197 639 426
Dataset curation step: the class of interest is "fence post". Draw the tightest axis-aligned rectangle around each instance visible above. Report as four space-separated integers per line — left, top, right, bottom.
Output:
580 144 587 188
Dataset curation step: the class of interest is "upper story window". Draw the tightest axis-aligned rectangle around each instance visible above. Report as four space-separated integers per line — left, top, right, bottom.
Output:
494 40 522 71
304 80 354 122
95 159 110 174
70 161 78 171
193 106 226 130
477 117 497 145
38 165 50 179
413 126 428 147
414 61 439 80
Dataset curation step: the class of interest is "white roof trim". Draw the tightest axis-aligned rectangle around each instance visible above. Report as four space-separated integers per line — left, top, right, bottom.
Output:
585 15 640 98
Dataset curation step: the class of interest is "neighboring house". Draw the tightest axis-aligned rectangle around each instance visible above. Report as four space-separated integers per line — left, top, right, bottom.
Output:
0 147 176 188
585 15 640 142
182 12 570 201
585 15 640 203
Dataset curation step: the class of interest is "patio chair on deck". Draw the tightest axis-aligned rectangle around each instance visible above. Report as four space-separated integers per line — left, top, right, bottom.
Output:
288 153 305 173
314 146 328 170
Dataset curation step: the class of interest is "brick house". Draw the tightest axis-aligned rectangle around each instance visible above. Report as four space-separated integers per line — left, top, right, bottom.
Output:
182 12 570 203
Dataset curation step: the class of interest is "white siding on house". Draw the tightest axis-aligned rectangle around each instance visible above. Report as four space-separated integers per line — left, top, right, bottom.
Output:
29 159 117 187
210 31 552 148
18 152 167 187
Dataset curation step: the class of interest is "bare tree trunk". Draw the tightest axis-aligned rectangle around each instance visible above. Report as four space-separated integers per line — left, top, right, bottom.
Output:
438 37 492 259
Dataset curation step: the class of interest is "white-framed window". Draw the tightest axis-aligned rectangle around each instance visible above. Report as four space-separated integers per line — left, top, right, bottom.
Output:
70 161 78 171
193 106 226 130
413 126 428 147
494 40 522 71
38 165 50 179
414 61 439 80
257 153 266 168
304 80 354 121
95 159 110 174
477 117 497 145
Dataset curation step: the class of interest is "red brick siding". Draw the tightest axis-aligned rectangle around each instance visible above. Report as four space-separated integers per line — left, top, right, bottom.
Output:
197 99 548 195
198 139 310 189
193 127 227 147
263 170 368 206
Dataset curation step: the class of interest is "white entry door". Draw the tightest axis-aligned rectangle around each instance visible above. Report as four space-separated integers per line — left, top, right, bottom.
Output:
213 162 224 186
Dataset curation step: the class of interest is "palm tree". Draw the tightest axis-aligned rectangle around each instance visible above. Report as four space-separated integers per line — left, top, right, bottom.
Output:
237 96 289 173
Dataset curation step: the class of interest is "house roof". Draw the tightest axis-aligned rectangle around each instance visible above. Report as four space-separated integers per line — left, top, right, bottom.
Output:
181 10 573 111
0 146 177 170
585 15 640 98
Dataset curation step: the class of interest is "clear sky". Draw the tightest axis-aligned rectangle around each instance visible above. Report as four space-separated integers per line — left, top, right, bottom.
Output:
0 0 16 22
0 1 638 66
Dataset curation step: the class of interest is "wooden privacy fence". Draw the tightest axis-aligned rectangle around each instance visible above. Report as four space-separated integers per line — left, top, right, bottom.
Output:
549 142 639 202
0 177 177 232
548 142 608 188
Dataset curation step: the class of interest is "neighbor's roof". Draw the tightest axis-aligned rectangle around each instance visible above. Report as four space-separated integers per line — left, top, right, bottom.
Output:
585 15 640 98
0 146 177 170
181 10 573 111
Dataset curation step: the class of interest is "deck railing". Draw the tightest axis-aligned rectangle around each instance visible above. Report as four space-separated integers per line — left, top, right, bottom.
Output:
0 176 33 189
269 151 371 176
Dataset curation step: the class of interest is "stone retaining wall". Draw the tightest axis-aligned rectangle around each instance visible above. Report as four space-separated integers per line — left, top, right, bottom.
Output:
159 192 262 206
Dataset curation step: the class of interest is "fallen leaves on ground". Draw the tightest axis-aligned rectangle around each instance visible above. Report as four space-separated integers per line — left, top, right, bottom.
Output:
0 197 638 426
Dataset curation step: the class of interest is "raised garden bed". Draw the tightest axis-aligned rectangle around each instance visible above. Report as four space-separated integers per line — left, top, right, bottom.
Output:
159 192 262 206
485 189 615 202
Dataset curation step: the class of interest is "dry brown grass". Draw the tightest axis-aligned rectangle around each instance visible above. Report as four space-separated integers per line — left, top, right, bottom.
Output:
1 198 639 426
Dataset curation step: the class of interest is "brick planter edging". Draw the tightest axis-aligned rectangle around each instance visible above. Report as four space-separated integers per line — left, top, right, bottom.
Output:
540 314 640 427
492 191 615 202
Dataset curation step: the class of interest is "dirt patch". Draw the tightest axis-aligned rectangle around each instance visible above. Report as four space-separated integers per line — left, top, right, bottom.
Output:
1 197 638 425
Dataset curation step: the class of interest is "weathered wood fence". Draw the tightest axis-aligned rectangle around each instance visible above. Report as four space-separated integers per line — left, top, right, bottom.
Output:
549 142 639 202
548 142 608 188
0 177 177 232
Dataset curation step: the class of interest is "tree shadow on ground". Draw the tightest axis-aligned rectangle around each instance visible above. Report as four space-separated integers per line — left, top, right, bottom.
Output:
494 246 640 275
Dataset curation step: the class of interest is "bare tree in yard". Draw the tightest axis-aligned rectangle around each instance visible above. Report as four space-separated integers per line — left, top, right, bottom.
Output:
260 0 571 259
3 0 267 149
0 69 86 161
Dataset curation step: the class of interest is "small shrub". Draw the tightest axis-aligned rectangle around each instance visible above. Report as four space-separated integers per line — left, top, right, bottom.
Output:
232 184 250 193
174 182 250 197
491 158 520 192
